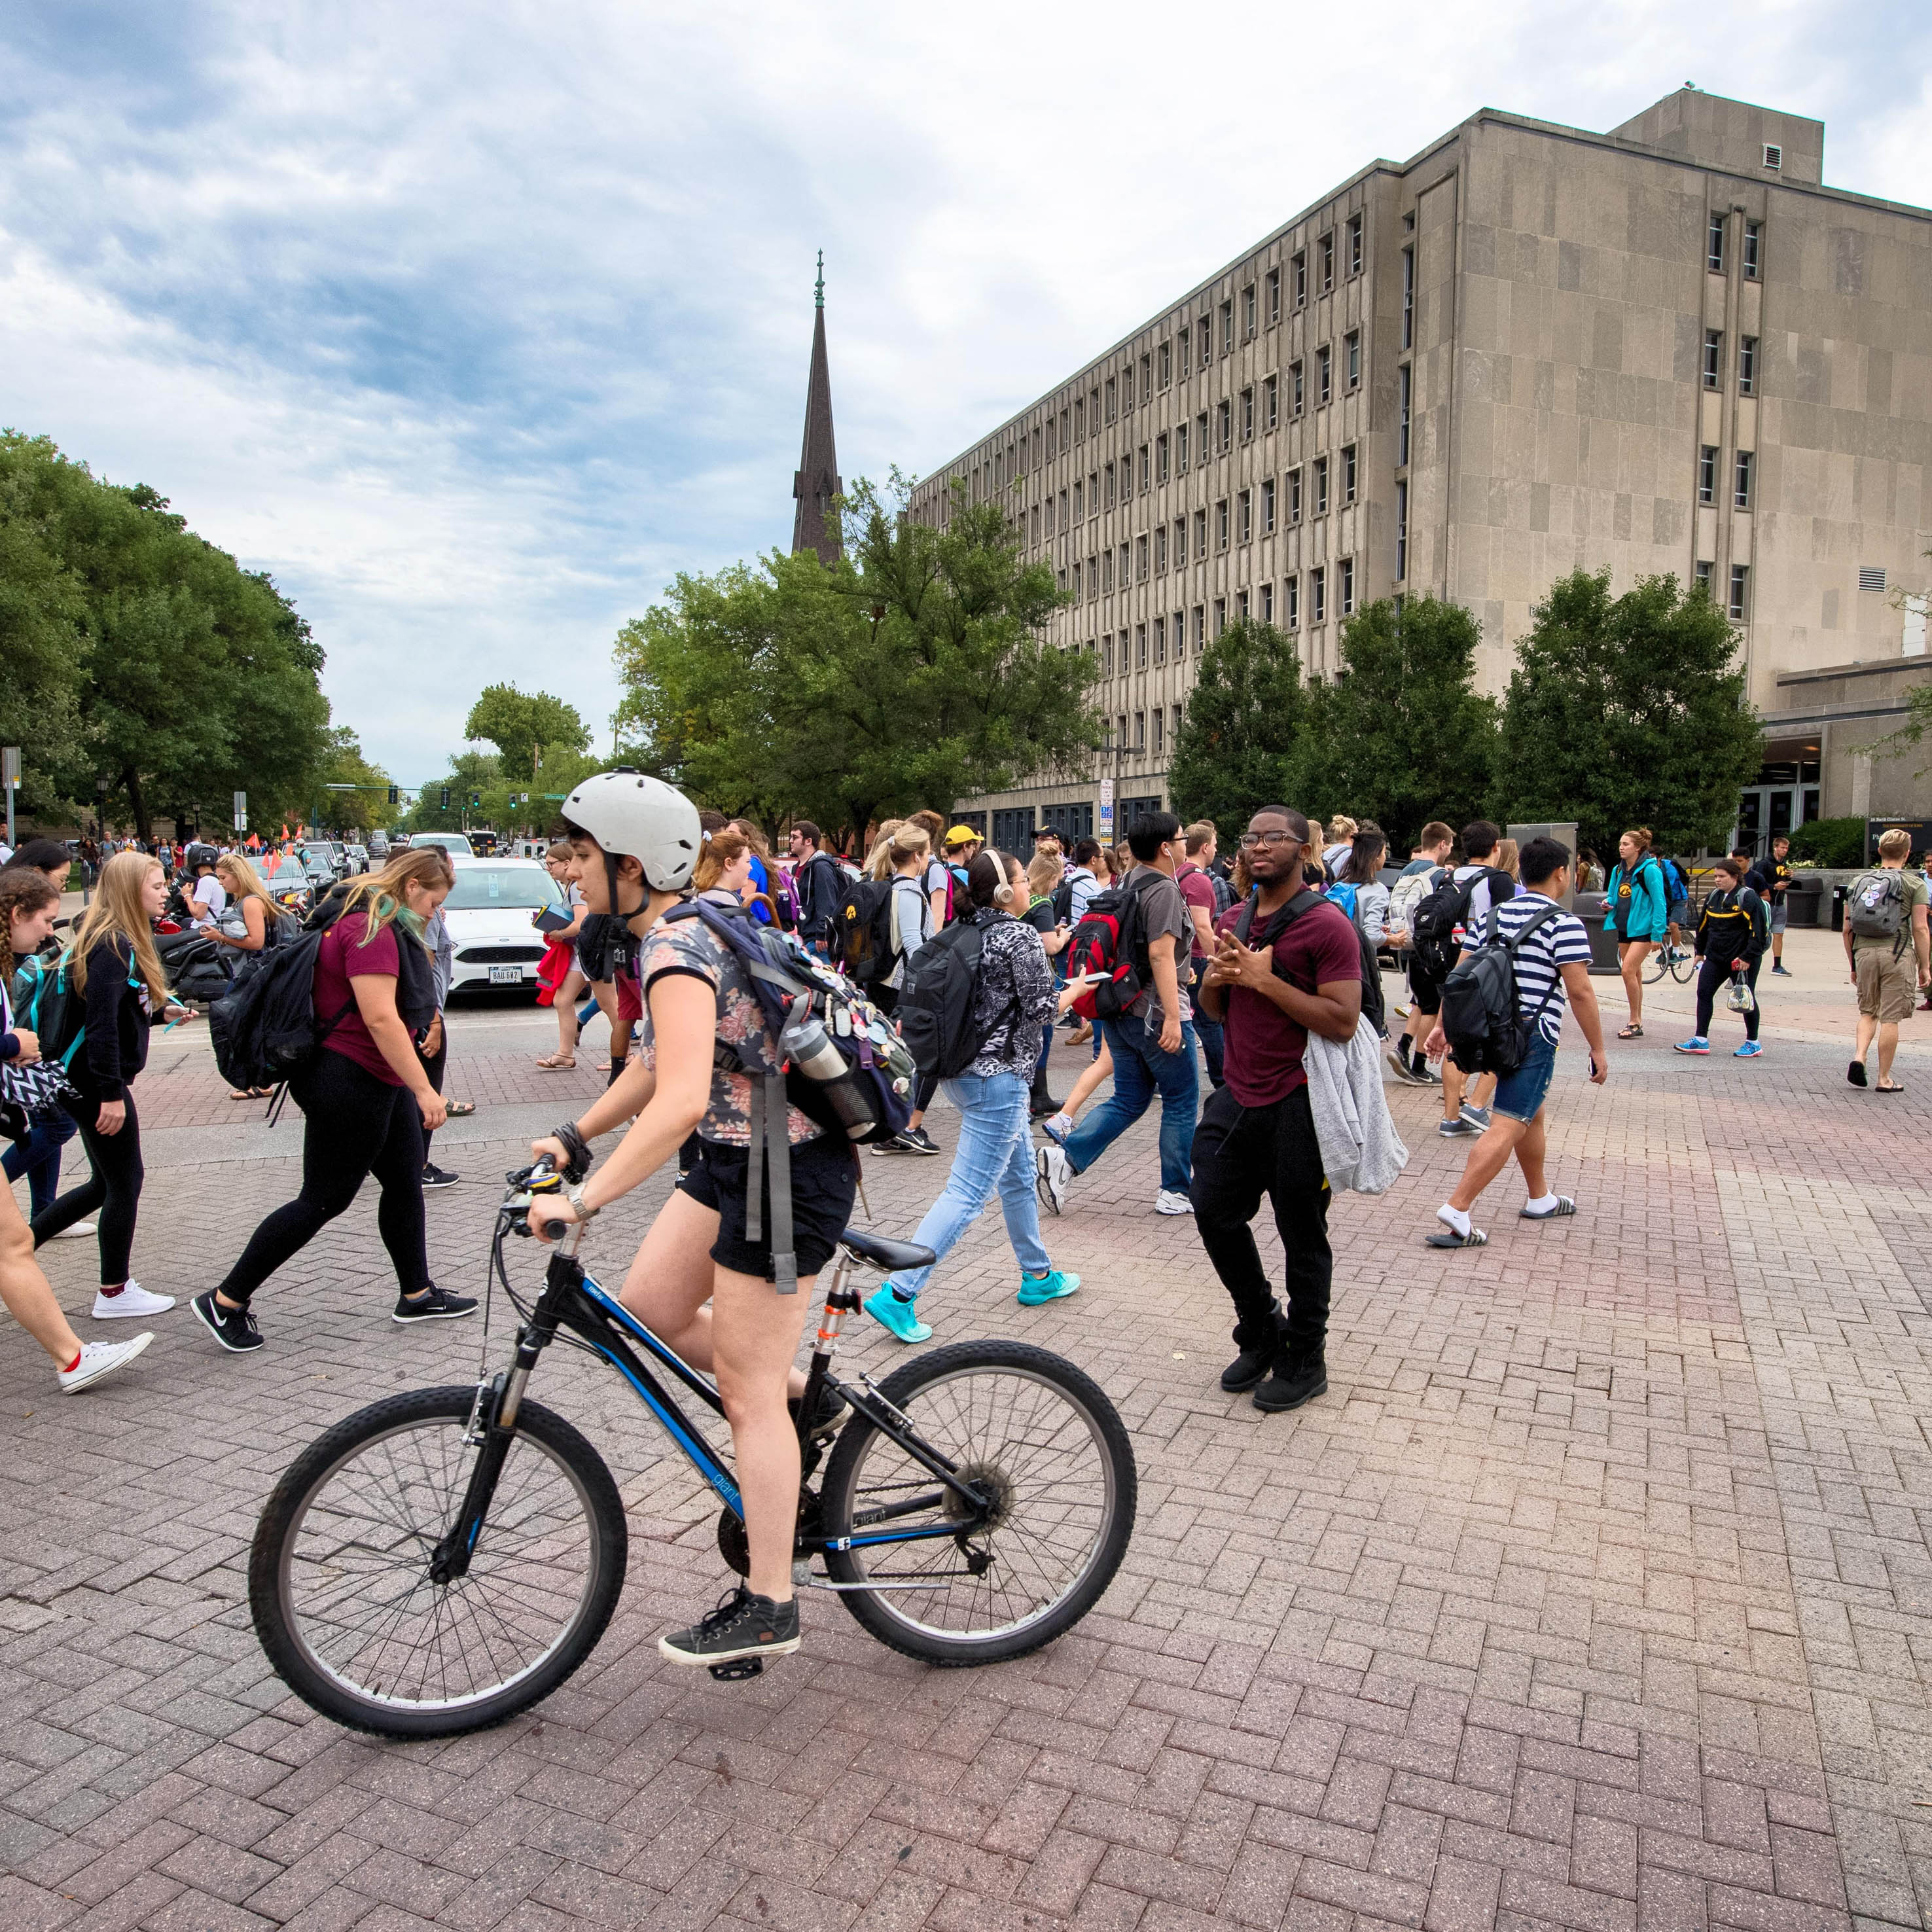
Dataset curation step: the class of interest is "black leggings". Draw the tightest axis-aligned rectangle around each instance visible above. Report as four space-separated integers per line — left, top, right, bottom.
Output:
217 1049 429 1304
31 1091 145 1285
1695 953 1762 1041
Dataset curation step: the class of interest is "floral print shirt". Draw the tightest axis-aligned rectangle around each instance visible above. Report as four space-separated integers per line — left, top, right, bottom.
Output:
636 897 821 1147
965 908 1059 1081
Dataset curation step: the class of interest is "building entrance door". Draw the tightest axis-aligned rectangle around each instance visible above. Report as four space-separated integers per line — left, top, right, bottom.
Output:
1735 783 1820 859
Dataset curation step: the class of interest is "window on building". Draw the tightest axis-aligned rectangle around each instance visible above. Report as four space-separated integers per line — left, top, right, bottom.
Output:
1061 407 1070 444
1311 567 1325 623
1136 626 1147 670
1319 231 1334 292
1266 267 1281 325
1238 489 1252 543
1141 352 1151 398
1264 372 1279 431
1340 557 1355 615
1151 615 1165 662
1707 211 1726 274
1739 336 1757 395
1734 449 1753 509
1072 561 1082 601
1314 456 1329 516
1220 298 1234 355
1029 504 1040 544
1762 143 1782 171
1729 564 1750 620
1398 364 1412 466
1194 507 1208 555
1137 534 1149 580
1174 516 1187 565
1172 704 1183 742
1044 494 1055 537
1045 418 1056 459
1214 596 1227 636
1088 471 1098 516
1291 361 1304 416
1199 316 1212 368
1156 433 1170 484
1695 559 1713 594
1288 467 1302 524
1401 247 1415 351
1115 712 1127 747
1104 377 1117 423
1139 444 1151 491
1292 250 1306 308
1744 221 1762 279
1134 710 1145 748
1236 588 1250 620
1217 400 1231 452
1158 340 1172 387
1073 398 1084 442
1261 581 1274 622
1122 365 1134 410
1215 499 1230 549
1155 524 1168 573
1090 385 1100 425
1197 409 1209 456
1177 324 1190 368
1098 550 1109 592
1118 543 1130 585
1285 575 1299 629
1072 479 1082 522
1704 330 1722 389
1348 213 1363 276
1346 331 1361 389
1342 444 1357 504
1243 283 1256 338
1395 480 1408 581
1241 386 1255 440
1698 446 1717 503
1262 477 1276 533
1101 634 1113 677
1104 461 1116 507
1192 605 1206 649
1174 426 1187 474
1317 345 1332 404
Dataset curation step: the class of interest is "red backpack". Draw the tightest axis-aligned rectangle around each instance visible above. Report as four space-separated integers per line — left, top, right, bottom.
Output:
1064 880 1149 1020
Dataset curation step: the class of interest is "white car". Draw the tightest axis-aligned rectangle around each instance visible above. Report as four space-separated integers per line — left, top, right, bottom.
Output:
414 832 474 857
442 856 567 995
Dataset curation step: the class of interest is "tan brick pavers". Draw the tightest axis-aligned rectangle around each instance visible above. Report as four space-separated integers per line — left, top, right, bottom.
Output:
1 926 1923 1929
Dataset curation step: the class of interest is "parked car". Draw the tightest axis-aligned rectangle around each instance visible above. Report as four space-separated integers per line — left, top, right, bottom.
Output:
367 831 391 860
440 856 566 995
343 843 370 874
412 832 474 858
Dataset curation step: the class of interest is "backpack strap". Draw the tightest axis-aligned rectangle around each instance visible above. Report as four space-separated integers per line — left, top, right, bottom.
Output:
743 1072 798 1295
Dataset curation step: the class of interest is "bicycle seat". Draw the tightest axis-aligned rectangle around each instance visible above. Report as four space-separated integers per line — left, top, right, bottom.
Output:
838 1228 938 1273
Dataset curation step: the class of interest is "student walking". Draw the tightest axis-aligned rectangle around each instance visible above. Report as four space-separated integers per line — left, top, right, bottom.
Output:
787 821 842 952
192 848 470 1351
1675 857 1770 1057
1605 828 1670 1037
1387 821 1454 1083
1844 827 1932 1092
1 869 83 1224
864 852 1082 1345
1036 812 1200 1217
535 841 589 1069
29 852 188 1319
1745 834 1795 976
1423 838 1609 1247
1190 807 1363 1413
1429 822 1513 1136
1176 823 1226 1088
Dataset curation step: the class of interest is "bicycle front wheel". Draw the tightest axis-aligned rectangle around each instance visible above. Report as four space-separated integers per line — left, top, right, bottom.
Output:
819 1339 1135 1666
249 1386 627 1738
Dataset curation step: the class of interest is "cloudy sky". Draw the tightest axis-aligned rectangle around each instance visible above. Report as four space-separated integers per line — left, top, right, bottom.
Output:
2 1 1926 778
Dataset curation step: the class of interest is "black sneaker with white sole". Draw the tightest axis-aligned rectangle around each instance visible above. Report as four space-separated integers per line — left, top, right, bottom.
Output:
420 1164 461 1190
191 1290 264 1353
393 1284 479 1323
789 1383 850 1440
658 1587 801 1667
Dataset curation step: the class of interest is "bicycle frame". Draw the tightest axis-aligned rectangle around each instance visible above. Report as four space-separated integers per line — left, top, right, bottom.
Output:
431 1232 991 1588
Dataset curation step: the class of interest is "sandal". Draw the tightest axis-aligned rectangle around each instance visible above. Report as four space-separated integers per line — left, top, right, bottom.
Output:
1617 1024 1643 1039
1520 1197 1577 1221
1425 1226 1488 1249
442 1100 476 1117
535 1053 575 1070
1875 1081 1905 1094
229 1086 274 1100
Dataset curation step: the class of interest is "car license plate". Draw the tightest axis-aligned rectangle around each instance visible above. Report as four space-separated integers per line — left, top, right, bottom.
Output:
489 965 523 985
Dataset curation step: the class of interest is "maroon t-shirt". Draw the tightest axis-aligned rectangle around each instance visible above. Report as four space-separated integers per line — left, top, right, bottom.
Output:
313 916 404 1084
1175 863 1219 965
1213 893 1362 1104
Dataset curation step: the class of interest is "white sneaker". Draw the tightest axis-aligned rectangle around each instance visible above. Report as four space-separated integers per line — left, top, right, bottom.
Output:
54 1221 98 1240
59 1333 153 1394
1156 1189 1195 1215
1035 1143 1069 1217
93 1280 177 1319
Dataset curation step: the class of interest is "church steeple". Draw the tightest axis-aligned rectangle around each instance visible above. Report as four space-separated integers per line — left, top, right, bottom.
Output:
791 251 842 565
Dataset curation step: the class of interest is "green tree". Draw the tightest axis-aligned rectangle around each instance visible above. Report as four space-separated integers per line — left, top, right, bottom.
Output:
1297 594 1498 850
404 750 503 833
1494 569 1762 857
313 726 391 833
0 462 86 820
1168 618 1310 845
464 684 590 787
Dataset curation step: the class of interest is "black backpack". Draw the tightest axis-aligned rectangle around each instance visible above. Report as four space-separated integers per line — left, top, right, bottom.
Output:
1050 876 1076 926
1410 867 1513 980
831 876 897 982
1439 904 1560 1076
1232 889 1385 1039
207 901 354 1093
897 918 1005 1078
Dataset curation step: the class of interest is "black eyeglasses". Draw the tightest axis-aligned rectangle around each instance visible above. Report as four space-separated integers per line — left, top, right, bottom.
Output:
1237 831 1297 850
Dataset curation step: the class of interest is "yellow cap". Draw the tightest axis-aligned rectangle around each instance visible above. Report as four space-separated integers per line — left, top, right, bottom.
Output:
944 825 979 848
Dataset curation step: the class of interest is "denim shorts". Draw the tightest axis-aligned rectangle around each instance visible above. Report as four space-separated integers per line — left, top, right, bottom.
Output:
1492 1029 1559 1124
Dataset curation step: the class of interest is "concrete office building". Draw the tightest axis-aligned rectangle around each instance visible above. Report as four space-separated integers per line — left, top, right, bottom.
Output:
913 87 1932 857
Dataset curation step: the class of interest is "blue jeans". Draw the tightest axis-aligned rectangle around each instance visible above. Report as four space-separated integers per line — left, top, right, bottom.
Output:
1064 1014 1200 1194
886 1071 1049 1295
3 1109 78 1220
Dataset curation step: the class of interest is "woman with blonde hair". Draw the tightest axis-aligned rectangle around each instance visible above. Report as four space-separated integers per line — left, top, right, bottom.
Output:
211 851 289 1098
192 846 472 1352
30 851 188 1321
865 818 907 881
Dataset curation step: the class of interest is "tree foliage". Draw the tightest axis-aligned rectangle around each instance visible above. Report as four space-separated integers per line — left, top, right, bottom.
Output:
464 684 590 784
616 474 1092 838
1168 618 1310 845
1298 595 1497 850
0 432 332 838
1494 569 1762 857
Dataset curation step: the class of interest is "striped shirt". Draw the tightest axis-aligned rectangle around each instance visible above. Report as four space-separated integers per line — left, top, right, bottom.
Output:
1466 891 1592 1045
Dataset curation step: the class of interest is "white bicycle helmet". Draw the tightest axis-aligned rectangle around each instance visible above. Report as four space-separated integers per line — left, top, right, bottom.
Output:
560 770 700 890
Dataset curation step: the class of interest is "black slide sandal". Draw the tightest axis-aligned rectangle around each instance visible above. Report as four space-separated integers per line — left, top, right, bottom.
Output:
1520 1197 1577 1220
1425 1226 1488 1249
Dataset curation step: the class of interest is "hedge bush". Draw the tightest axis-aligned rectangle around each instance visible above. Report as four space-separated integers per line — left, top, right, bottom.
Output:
1787 816 1865 867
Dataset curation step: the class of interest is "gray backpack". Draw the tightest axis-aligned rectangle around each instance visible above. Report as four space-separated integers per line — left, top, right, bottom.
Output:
1848 870 1907 950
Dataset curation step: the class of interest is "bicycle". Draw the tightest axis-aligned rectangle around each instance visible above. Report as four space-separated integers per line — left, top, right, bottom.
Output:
249 1158 1137 1738
1642 936 1695 984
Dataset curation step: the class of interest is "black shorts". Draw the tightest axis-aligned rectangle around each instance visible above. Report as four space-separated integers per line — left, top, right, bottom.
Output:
675 1132 857 1282
1406 954 1444 1016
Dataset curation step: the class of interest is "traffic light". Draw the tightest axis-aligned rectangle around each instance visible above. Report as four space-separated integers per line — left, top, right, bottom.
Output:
440 786 450 810
387 785 398 806
471 793 482 809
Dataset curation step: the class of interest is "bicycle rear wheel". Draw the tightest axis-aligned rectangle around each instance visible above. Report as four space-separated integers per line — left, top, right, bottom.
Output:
819 1338 1135 1666
1670 942 1696 983
250 1386 626 1738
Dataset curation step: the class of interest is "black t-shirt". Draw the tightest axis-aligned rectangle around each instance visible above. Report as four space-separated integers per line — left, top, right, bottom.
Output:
1745 857 1790 901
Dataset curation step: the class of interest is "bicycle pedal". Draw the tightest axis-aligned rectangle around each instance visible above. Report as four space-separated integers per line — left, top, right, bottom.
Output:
707 1657 764 1683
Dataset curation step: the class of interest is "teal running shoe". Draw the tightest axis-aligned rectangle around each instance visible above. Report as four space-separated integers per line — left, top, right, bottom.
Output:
862 1285 931 1344
1016 1268 1081 1306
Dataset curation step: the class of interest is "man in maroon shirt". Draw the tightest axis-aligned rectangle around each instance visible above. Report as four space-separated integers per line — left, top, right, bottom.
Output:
1192 806 1362 1413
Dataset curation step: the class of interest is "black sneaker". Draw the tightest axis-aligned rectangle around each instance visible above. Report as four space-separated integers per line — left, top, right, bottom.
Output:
789 1382 850 1440
1221 1305 1290 1392
882 1126 939 1155
393 1284 479 1324
1254 1344 1328 1414
658 1587 800 1667
191 1290 264 1353
421 1164 461 1190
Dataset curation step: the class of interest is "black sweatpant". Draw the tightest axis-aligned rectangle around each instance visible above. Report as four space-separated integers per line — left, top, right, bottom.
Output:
216 1049 429 1304
419 1032 448 1164
1694 953 1762 1042
1187 1082 1331 1372
31 1090 145 1285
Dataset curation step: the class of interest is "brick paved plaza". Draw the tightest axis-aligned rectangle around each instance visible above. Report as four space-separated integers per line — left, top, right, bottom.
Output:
3 925 1929 1932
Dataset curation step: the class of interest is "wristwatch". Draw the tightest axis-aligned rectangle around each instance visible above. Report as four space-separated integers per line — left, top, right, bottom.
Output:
565 1184 598 1224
